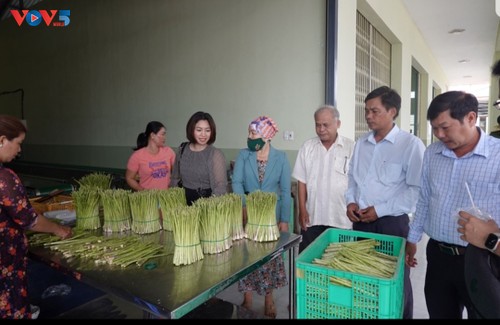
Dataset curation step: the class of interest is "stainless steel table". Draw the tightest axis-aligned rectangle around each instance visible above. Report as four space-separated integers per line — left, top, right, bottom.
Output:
29 230 301 319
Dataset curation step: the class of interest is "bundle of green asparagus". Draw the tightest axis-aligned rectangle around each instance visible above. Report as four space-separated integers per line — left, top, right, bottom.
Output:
195 196 232 254
30 231 166 268
312 239 398 286
128 190 162 234
73 186 101 230
76 172 113 190
171 205 204 266
157 187 187 231
226 193 245 241
100 189 132 233
245 191 280 242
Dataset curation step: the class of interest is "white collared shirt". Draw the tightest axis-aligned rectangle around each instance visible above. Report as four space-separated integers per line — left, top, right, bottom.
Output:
292 135 355 228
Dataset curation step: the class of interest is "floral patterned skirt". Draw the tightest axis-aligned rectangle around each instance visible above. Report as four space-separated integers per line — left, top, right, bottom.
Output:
237 255 288 296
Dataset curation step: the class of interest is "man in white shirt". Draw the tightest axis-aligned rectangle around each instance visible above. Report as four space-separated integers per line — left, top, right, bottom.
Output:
292 105 354 253
345 86 425 319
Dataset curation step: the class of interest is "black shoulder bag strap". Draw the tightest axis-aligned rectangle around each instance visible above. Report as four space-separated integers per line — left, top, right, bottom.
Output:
179 142 188 156
177 142 188 187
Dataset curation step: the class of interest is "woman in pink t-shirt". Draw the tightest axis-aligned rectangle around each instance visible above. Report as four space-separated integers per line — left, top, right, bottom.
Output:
126 121 176 190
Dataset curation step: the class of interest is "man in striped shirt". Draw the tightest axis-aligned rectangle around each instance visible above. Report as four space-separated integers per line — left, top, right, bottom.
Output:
406 90 500 319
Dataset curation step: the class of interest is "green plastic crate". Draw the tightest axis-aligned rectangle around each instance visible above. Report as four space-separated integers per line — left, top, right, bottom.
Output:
296 228 404 319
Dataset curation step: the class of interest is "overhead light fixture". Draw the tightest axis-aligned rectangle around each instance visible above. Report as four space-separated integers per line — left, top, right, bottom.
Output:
463 75 472 78
448 28 465 35
458 59 470 64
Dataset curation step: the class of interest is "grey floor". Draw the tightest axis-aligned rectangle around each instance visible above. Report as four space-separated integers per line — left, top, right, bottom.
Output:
216 233 431 319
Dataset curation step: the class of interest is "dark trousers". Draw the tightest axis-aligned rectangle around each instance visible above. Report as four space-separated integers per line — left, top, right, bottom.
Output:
353 214 413 319
425 238 477 319
299 225 333 254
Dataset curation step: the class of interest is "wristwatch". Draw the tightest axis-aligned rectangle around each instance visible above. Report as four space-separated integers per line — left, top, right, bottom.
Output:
484 233 500 253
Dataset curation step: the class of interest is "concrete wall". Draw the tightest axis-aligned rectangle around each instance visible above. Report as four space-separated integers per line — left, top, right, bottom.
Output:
0 0 466 170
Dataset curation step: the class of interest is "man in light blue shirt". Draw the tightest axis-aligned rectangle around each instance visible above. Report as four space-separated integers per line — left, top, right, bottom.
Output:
345 86 425 319
407 91 500 319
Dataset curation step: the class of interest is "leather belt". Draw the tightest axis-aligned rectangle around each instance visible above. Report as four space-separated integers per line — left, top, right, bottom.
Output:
436 241 466 256
185 187 212 197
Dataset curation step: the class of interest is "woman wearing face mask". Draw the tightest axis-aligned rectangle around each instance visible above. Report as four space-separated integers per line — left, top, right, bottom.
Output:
170 111 228 205
232 116 291 318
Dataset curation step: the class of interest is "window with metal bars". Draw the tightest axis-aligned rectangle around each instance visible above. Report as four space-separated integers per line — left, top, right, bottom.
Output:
355 11 391 141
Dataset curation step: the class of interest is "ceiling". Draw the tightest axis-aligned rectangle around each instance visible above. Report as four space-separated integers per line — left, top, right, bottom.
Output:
402 0 500 99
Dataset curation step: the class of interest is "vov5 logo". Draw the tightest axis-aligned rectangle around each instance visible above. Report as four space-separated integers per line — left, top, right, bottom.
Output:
11 10 70 27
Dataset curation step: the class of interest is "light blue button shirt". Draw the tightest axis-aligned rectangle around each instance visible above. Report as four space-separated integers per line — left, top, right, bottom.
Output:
408 129 500 245
345 124 425 218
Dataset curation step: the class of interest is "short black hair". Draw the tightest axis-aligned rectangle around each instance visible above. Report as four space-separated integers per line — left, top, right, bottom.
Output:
364 86 401 119
186 111 217 145
0 115 27 140
492 60 500 109
427 91 478 122
492 60 500 76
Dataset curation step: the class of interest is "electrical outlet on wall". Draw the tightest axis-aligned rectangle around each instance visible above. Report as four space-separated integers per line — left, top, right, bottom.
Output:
283 131 294 141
